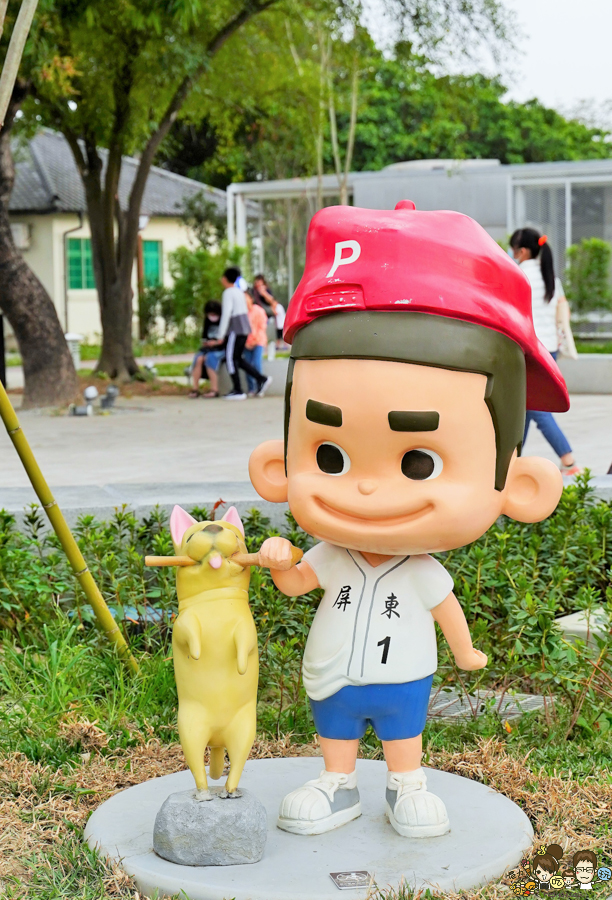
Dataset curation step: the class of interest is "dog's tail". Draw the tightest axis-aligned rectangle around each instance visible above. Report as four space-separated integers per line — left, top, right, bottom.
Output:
209 746 226 781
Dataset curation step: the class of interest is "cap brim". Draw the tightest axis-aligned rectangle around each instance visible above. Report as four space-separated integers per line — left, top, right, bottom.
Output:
525 342 570 412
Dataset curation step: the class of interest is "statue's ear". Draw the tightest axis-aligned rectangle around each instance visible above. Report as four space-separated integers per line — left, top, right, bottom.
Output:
170 505 197 553
221 506 244 536
500 456 563 523
249 440 288 503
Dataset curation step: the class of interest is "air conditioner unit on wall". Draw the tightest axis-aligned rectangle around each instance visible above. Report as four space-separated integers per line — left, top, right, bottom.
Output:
10 222 30 249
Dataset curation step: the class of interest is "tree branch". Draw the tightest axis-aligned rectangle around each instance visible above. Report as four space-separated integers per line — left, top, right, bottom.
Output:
61 125 87 178
121 0 280 281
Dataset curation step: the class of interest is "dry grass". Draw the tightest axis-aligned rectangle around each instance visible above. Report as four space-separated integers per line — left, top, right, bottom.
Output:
0 730 319 892
0 732 610 899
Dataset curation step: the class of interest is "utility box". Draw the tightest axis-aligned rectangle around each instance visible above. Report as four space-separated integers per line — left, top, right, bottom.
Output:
64 332 84 371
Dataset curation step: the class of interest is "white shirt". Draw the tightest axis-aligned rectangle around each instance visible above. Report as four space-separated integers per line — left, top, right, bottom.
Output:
218 286 251 340
301 542 454 701
275 303 286 328
520 259 560 352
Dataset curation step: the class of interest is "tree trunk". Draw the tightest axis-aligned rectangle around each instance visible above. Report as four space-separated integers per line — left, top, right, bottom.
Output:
0 89 77 407
72 143 139 381
97 280 138 379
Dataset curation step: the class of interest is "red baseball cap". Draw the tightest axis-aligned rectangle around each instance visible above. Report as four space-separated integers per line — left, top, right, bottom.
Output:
284 201 569 412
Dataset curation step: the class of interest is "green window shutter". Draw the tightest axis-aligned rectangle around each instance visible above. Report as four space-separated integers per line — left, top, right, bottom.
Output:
67 238 96 289
68 238 83 289
83 239 95 288
143 240 162 287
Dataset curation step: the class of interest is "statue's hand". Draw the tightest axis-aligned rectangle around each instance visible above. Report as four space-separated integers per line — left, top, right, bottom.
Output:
455 647 488 670
258 536 298 571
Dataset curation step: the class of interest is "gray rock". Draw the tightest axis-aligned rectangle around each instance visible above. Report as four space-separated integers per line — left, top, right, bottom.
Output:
153 787 267 867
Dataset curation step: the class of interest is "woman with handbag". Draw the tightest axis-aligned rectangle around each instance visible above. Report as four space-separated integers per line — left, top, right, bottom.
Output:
510 227 581 476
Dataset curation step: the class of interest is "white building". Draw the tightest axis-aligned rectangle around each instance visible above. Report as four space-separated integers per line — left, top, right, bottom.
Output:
228 158 612 303
9 130 225 341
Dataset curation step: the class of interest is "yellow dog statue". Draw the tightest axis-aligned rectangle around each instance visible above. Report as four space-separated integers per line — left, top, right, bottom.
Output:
169 504 258 801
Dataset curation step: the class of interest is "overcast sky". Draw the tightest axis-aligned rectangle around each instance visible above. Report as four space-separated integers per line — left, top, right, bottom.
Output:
502 0 612 112
365 0 612 123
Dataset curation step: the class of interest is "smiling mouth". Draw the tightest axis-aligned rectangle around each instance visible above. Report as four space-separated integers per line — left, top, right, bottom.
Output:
315 497 433 526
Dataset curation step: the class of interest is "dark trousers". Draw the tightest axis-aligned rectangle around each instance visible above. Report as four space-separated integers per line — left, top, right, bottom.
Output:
225 332 265 394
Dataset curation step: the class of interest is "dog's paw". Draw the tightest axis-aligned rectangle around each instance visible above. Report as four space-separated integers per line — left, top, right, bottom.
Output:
195 788 213 801
219 789 243 799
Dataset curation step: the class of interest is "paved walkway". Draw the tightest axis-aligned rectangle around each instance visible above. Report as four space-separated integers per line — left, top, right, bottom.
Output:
1 393 611 488
1 393 610 525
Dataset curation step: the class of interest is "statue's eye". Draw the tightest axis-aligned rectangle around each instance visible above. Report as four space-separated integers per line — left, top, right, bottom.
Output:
401 449 443 480
316 442 351 476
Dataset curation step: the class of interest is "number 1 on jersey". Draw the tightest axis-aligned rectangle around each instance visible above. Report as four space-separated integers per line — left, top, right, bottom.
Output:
377 636 390 664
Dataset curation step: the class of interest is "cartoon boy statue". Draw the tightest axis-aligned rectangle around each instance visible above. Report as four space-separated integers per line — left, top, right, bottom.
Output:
249 201 568 838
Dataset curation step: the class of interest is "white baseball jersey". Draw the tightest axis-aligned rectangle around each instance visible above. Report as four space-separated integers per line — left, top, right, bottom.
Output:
302 542 453 701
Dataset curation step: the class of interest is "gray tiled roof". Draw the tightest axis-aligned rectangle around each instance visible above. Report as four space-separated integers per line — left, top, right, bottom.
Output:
10 130 225 216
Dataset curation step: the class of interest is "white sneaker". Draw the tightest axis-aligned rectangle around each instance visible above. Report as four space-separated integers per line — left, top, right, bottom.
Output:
224 391 247 401
257 376 273 398
386 768 450 838
278 769 361 835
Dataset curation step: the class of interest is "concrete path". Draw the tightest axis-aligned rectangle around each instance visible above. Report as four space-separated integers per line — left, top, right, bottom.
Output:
1 395 283 487
1 393 611 488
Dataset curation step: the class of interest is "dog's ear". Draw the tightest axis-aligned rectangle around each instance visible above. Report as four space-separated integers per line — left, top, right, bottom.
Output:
221 506 244 536
170 505 197 552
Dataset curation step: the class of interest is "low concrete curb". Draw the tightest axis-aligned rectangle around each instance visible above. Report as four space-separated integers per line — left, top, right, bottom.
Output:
2 476 611 531
558 355 612 393
0 481 290 530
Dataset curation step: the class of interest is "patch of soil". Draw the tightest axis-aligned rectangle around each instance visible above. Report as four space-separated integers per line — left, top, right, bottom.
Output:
8 375 190 403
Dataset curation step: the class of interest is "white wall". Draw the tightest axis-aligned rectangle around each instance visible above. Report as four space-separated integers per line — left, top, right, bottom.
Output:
8 212 196 343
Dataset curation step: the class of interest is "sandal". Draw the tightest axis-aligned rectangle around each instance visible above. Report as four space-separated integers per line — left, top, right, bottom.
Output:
188 390 200 399
202 390 219 399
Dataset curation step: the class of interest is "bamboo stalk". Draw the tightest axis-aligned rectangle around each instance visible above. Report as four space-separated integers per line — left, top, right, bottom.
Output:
0 0 10 42
0 382 139 674
0 0 40 129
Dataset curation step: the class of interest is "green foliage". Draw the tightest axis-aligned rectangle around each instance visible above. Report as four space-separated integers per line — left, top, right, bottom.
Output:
566 238 612 312
161 32 612 189
1 476 612 765
575 340 612 354
136 242 243 339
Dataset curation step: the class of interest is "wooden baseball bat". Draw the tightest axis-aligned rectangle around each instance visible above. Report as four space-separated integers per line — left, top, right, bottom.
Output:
145 545 303 570
145 556 196 567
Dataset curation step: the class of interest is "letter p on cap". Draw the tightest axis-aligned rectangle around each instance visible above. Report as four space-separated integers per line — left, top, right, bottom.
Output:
327 240 361 278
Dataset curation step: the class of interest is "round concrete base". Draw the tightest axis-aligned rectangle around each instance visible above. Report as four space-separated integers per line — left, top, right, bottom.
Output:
85 757 533 899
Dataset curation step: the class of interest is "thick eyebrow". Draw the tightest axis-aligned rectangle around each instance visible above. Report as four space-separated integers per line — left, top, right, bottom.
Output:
306 399 342 427
388 410 439 432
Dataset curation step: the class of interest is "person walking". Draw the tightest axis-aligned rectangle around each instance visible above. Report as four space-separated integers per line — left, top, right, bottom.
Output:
510 228 581 476
212 267 272 401
244 288 268 396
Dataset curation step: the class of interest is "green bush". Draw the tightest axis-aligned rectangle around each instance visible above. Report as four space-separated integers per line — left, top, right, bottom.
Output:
1 476 611 763
565 237 612 312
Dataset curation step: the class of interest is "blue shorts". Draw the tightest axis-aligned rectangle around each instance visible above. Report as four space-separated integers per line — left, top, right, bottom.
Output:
204 349 225 371
309 676 433 741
